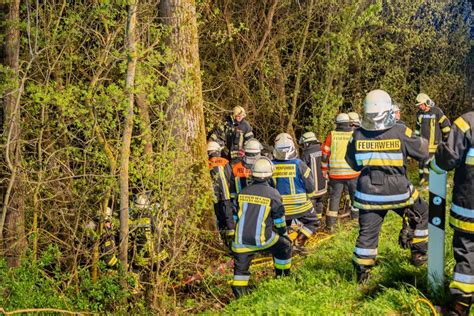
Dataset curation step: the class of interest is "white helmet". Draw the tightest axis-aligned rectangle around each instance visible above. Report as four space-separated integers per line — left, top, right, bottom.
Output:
252 157 274 179
299 132 318 144
233 106 246 118
348 112 361 125
274 132 293 143
361 89 396 131
392 102 400 113
243 139 262 165
244 139 263 154
273 134 297 160
135 193 151 210
415 93 434 107
335 113 350 124
207 141 222 154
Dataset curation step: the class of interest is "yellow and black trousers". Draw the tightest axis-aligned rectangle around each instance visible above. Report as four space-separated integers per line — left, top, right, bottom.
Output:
450 230 474 300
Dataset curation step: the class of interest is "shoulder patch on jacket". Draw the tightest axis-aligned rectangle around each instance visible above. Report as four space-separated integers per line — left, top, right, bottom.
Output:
454 117 471 133
404 127 413 138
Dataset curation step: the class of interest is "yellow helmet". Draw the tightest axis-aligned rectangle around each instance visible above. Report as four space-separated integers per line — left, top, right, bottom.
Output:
233 106 246 118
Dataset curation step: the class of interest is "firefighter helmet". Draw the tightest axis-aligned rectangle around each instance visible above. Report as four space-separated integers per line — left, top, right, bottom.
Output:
243 139 262 165
335 113 350 124
273 134 297 160
348 112 361 125
207 141 222 154
415 93 434 107
252 157 274 179
135 193 151 210
233 106 246 118
274 132 293 143
361 89 396 131
299 131 318 144
244 139 263 154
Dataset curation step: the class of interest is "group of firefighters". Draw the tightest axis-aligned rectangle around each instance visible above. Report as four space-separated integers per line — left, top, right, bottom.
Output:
207 91 474 315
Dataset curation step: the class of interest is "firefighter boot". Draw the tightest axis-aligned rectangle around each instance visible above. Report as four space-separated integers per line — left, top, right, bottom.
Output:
231 285 251 299
275 268 290 277
448 295 471 316
410 252 427 267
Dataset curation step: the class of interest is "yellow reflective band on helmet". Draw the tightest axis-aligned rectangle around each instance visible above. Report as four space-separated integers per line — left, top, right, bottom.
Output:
405 127 413 138
454 117 471 133
352 256 375 266
450 281 474 294
450 216 474 232
412 237 428 244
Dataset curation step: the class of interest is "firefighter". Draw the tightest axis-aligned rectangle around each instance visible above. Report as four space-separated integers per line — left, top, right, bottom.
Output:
299 131 327 220
208 141 236 248
272 133 320 252
231 138 263 197
322 113 361 230
209 106 254 161
231 157 292 298
101 207 118 267
393 102 405 125
415 93 451 184
348 112 361 129
346 89 429 282
431 109 474 316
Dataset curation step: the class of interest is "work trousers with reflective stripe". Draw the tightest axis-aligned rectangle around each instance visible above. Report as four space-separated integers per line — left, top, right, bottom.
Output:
232 237 292 289
353 197 428 271
419 153 434 183
286 208 320 238
450 230 474 297
311 196 324 219
327 178 357 227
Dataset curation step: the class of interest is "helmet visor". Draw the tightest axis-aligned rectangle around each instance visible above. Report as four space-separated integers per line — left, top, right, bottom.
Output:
361 110 396 131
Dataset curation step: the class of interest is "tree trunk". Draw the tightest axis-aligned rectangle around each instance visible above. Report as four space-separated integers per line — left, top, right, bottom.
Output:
119 0 139 270
0 0 26 268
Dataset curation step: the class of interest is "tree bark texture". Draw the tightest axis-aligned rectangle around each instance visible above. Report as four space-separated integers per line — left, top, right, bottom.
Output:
119 0 138 269
1 0 26 268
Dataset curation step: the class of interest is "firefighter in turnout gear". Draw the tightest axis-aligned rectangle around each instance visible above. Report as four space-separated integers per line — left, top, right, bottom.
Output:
208 141 236 248
231 138 263 197
232 157 292 298
431 110 474 316
299 131 327 220
101 207 118 267
415 93 451 184
346 89 430 282
272 133 320 252
209 106 254 161
322 113 361 230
